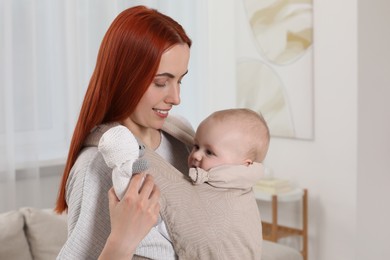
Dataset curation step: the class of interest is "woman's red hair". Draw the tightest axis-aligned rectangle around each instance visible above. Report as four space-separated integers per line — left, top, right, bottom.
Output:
55 6 191 213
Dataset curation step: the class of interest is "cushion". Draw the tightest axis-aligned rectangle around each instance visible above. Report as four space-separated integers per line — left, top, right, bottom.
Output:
20 207 67 260
262 240 303 260
0 210 33 260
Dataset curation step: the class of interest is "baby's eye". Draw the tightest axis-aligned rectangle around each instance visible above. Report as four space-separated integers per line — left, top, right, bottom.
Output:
192 144 199 151
205 149 214 156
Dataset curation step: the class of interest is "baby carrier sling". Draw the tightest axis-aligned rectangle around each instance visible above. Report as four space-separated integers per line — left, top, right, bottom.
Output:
143 116 263 260
89 116 263 259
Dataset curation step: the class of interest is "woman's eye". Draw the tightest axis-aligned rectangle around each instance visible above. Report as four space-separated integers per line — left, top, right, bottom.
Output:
154 81 167 87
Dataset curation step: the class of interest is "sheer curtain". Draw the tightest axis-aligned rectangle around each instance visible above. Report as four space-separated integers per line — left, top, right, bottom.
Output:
0 0 202 213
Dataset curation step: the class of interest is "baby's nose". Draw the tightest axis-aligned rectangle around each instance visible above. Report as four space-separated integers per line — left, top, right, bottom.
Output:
193 150 203 161
188 152 197 166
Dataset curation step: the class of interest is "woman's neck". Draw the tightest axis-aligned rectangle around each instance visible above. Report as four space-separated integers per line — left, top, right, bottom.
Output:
138 129 161 150
121 119 161 150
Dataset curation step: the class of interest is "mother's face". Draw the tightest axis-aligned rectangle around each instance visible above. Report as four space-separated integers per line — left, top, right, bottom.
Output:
130 43 190 131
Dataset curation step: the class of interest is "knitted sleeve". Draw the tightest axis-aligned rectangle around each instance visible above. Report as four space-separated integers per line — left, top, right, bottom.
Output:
58 126 177 260
57 147 112 260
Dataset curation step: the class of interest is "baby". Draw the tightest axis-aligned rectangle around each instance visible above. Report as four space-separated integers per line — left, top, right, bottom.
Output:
188 108 270 188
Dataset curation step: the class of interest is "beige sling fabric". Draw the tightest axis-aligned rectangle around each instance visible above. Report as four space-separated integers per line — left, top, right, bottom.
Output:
189 163 264 189
88 116 263 259
161 115 195 147
143 117 263 259
145 148 263 259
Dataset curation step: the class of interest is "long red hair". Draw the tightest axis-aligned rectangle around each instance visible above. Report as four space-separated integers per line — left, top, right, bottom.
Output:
55 6 191 213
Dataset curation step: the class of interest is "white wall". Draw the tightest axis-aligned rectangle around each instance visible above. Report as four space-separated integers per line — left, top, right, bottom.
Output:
357 0 390 259
263 1 359 259
187 0 390 259
0 165 63 211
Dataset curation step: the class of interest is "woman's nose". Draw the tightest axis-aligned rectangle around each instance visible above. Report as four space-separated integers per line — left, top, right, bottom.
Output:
165 83 181 105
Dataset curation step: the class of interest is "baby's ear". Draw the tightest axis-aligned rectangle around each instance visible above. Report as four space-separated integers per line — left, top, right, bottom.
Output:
244 159 253 166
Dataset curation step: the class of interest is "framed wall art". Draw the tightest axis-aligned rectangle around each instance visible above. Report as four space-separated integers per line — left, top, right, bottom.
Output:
236 0 314 140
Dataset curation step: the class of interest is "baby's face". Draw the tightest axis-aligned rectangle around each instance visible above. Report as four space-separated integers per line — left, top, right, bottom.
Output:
188 119 249 171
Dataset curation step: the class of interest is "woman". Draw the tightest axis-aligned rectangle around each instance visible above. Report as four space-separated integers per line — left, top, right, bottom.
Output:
55 5 192 259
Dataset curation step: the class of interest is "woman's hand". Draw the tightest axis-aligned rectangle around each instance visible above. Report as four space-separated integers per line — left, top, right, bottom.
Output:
99 174 160 260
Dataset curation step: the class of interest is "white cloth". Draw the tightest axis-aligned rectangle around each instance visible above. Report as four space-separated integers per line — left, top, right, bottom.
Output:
98 125 140 200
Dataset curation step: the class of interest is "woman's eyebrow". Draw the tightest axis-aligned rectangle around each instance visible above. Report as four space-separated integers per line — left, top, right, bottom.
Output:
155 70 188 78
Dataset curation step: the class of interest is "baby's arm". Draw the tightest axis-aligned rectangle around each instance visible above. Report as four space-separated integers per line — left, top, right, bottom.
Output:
98 125 148 200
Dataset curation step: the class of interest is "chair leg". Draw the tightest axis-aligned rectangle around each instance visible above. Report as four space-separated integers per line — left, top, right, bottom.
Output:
271 195 278 242
302 189 308 260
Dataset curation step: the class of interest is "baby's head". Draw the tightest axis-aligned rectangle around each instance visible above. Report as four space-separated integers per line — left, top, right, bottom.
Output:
188 108 270 171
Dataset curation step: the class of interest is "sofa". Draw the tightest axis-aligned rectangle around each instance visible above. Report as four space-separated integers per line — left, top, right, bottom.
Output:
0 207 67 260
0 207 303 260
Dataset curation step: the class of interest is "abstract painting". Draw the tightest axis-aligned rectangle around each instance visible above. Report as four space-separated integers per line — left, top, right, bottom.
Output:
236 0 314 139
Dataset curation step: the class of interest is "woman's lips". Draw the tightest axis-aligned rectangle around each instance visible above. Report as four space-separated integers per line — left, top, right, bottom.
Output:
154 108 169 118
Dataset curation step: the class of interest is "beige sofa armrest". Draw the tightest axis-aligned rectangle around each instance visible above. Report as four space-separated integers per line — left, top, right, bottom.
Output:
20 207 67 260
0 210 33 260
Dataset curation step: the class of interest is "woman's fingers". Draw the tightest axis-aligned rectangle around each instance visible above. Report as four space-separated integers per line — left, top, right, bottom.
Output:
126 173 145 194
139 174 157 197
105 173 161 257
141 175 161 214
149 179 160 202
138 174 160 225
107 187 119 213
120 173 160 223
127 173 160 201
151 186 161 215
